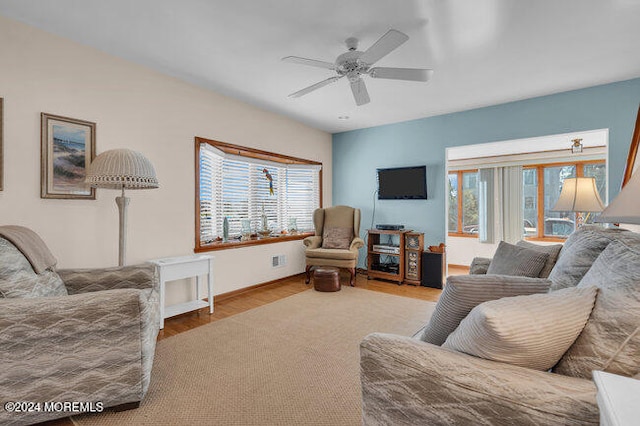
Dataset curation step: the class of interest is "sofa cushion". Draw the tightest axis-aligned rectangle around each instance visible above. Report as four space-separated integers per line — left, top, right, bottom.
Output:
0 238 67 298
323 206 355 229
486 241 549 277
305 247 357 260
554 240 640 379
443 286 597 371
516 240 563 278
321 227 353 249
548 225 626 291
419 274 551 346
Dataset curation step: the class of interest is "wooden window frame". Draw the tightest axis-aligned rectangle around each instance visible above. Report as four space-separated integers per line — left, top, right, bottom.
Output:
194 137 323 252
524 159 605 242
448 169 479 238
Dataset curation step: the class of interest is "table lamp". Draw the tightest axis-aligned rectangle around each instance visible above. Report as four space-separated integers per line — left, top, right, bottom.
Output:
552 177 604 227
595 170 640 225
86 149 159 266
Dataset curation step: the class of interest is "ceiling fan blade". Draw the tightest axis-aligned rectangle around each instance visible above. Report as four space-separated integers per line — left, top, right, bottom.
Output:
350 78 370 106
359 29 409 66
282 56 335 70
369 67 434 82
288 76 342 98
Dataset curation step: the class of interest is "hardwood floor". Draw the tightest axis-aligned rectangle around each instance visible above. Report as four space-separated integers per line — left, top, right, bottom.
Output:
38 267 468 426
159 270 446 339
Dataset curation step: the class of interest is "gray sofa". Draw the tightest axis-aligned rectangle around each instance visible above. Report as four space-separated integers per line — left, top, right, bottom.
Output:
360 226 640 425
0 227 159 425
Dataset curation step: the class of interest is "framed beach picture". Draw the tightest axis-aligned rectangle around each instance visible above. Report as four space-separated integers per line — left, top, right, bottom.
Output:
41 113 96 199
0 98 3 191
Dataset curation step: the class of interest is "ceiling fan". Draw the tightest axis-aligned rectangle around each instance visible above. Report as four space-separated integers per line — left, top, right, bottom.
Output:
282 29 433 106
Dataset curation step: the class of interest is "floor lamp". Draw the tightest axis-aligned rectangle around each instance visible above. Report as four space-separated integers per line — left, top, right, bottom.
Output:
86 149 159 266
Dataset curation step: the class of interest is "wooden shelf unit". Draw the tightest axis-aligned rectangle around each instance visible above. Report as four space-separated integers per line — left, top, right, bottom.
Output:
367 229 409 284
404 232 425 286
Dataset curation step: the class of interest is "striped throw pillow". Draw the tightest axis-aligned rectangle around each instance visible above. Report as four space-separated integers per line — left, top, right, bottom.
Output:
516 240 563 278
442 286 598 371
419 275 551 346
487 241 549 277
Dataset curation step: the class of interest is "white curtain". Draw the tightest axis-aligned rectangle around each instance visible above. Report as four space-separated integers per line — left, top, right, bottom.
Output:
478 168 495 243
498 165 524 243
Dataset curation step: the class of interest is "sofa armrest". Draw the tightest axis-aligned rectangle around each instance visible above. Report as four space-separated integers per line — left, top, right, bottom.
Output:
58 262 157 294
360 333 598 426
469 256 492 274
0 289 151 424
350 237 365 251
303 235 322 249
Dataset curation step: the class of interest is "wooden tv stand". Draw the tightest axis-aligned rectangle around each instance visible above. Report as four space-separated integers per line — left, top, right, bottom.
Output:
366 229 409 284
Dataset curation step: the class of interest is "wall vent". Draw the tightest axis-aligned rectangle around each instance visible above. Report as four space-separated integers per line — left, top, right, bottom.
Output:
272 254 286 268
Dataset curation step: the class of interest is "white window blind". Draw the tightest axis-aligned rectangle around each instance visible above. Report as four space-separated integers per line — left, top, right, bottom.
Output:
199 143 321 245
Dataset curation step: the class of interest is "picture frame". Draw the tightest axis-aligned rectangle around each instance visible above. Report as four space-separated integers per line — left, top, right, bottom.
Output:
621 105 640 188
41 113 96 199
0 98 3 191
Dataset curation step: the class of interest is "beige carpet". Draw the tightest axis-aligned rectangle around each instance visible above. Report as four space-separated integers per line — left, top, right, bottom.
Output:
74 286 435 426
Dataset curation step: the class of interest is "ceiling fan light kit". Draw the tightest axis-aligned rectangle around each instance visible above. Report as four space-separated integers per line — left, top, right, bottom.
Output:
283 29 432 106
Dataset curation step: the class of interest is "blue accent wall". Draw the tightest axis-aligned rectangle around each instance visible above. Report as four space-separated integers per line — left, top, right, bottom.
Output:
333 78 640 266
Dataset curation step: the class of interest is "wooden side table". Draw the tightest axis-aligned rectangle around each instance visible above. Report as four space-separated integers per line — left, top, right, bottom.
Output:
150 254 214 329
593 370 640 426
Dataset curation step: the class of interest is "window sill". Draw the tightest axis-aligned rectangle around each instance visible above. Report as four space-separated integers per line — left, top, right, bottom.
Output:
447 232 479 239
524 236 568 243
195 232 313 252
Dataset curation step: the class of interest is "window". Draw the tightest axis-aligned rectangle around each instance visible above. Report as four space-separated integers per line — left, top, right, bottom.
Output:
196 137 322 250
448 170 479 236
523 160 606 239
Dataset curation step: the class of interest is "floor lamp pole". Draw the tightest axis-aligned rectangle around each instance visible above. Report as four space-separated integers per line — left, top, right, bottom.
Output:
115 186 130 267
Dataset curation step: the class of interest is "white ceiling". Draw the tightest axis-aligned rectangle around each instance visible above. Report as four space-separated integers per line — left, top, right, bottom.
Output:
1 0 640 134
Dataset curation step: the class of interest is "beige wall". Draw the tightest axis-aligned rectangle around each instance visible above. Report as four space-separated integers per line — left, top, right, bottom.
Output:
0 16 332 301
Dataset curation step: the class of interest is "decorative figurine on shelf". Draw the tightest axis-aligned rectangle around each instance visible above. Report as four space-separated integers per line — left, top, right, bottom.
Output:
223 217 229 242
241 219 252 241
262 168 274 195
288 217 298 233
259 204 270 237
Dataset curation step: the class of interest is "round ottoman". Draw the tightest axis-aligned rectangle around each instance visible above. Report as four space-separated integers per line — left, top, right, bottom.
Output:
313 267 341 292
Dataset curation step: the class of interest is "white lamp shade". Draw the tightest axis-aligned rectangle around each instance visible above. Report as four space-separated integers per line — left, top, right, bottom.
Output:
552 177 604 212
86 149 159 190
596 171 640 224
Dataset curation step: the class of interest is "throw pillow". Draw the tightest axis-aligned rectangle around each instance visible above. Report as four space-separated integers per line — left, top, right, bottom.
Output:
321 227 353 249
0 238 67 298
486 241 549 277
469 257 491 275
554 240 640 379
419 274 551 345
548 225 626 291
442 286 598 371
516 240 563 278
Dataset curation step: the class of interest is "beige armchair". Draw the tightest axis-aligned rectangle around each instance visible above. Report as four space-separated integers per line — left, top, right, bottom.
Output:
303 205 364 286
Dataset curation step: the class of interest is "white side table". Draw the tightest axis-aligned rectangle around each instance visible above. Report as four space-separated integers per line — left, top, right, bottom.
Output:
150 254 214 329
593 370 640 426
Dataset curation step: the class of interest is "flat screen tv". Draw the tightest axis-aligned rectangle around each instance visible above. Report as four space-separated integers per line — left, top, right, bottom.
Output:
377 166 427 200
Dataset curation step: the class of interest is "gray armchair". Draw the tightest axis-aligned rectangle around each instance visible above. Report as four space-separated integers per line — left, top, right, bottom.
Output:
303 206 365 286
0 227 159 426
